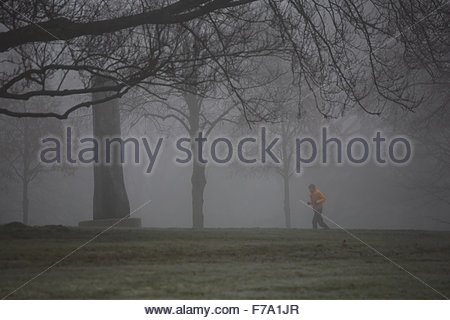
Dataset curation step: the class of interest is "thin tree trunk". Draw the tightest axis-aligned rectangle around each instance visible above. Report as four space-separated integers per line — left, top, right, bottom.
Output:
185 90 207 229
22 119 30 225
22 179 29 225
92 76 130 220
283 173 291 228
281 120 291 228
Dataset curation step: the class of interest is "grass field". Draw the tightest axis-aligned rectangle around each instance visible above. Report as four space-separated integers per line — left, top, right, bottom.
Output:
0 223 449 299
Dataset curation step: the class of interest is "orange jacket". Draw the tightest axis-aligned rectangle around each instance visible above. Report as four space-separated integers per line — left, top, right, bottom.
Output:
309 189 326 211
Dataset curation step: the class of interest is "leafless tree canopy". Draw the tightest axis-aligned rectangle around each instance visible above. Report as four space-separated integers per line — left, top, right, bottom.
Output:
0 0 448 119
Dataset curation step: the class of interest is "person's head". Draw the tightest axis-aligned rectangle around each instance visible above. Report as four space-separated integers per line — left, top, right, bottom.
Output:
308 184 316 192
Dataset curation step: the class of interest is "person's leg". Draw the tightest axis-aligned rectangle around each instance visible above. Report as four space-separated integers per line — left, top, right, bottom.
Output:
316 209 330 229
312 212 318 229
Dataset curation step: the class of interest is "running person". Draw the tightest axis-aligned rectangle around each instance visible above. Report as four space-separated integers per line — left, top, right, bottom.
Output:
307 184 330 230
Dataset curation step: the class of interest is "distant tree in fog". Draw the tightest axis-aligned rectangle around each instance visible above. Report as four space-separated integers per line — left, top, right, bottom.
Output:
122 17 277 228
388 82 450 222
230 59 325 228
0 101 67 224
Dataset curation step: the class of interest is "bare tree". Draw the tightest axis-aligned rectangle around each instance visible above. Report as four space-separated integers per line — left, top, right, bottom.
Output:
0 101 66 224
121 15 276 228
91 76 131 221
387 82 450 206
0 0 447 119
247 79 323 228
129 92 238 228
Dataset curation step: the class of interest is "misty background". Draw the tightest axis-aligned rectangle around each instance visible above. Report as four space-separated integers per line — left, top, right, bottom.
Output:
1 107 448 230
0 1 448 231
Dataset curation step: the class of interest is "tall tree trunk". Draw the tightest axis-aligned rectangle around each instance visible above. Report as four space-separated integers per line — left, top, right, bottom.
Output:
185 90 206 228
191 153 206 228
92 76 130 220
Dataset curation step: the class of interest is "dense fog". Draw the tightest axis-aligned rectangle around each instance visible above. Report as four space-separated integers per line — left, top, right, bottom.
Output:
1 104 448 231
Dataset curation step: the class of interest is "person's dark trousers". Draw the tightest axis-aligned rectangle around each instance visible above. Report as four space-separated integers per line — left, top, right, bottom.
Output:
312 208 330 229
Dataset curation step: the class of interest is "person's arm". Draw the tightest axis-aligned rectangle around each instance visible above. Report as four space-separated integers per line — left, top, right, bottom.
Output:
316 191 326 204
